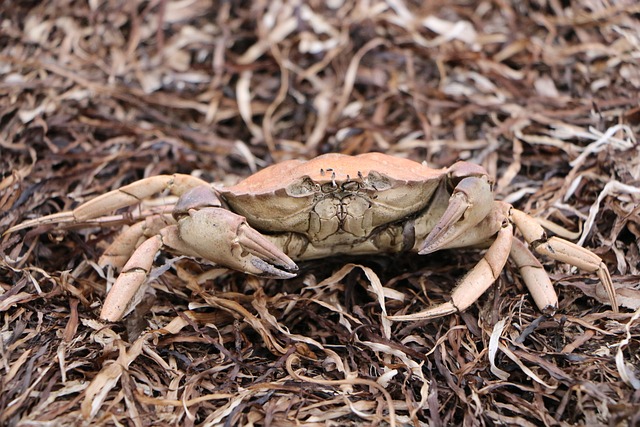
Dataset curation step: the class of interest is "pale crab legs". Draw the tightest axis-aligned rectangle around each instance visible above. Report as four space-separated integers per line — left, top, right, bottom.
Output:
7 153 617 321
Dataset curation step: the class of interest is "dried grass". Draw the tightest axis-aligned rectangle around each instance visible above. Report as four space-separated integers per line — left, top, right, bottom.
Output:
1 0 640 425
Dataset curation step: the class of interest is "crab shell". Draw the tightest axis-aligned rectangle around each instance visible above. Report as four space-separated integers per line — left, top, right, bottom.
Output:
221 153 486 244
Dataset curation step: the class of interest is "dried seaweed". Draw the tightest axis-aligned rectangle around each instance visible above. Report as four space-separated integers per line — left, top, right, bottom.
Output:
1 0 639 426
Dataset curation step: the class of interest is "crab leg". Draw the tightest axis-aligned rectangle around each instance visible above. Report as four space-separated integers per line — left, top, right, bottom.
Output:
99 214 175 270
100 234 165 321
3 174 211 235
510 209 618 312
100 224 223 321
390 222 514 321
509 238 557 312
74 174 210 221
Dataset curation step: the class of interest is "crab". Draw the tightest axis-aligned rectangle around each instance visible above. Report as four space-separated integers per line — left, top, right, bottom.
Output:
7 152 617 321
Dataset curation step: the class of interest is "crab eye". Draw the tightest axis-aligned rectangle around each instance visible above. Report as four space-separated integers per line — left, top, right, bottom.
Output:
364 171 392 191
286 177 319 196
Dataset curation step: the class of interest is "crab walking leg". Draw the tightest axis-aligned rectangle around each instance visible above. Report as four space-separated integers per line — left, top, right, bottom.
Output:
99 214 176 271
2 175 200 235
510 209 618 312
100 234 165 321
509 238 558 312
73 174 210 221
3 211 77 234
100 225 218 321
390 223 513 321
99 225 217 321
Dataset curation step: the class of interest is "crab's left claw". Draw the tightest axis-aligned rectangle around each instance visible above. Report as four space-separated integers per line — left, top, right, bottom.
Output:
419 175 494 254
175 207 298 279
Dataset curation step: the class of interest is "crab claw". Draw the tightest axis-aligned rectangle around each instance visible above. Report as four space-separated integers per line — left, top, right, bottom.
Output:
99 209 297 322
176 207 298 279
419 176 493 254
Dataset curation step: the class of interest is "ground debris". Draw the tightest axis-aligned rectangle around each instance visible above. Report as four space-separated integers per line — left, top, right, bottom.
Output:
1 1 639 425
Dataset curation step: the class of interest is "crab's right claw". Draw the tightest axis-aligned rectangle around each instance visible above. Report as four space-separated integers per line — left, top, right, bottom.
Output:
176 207 298 279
